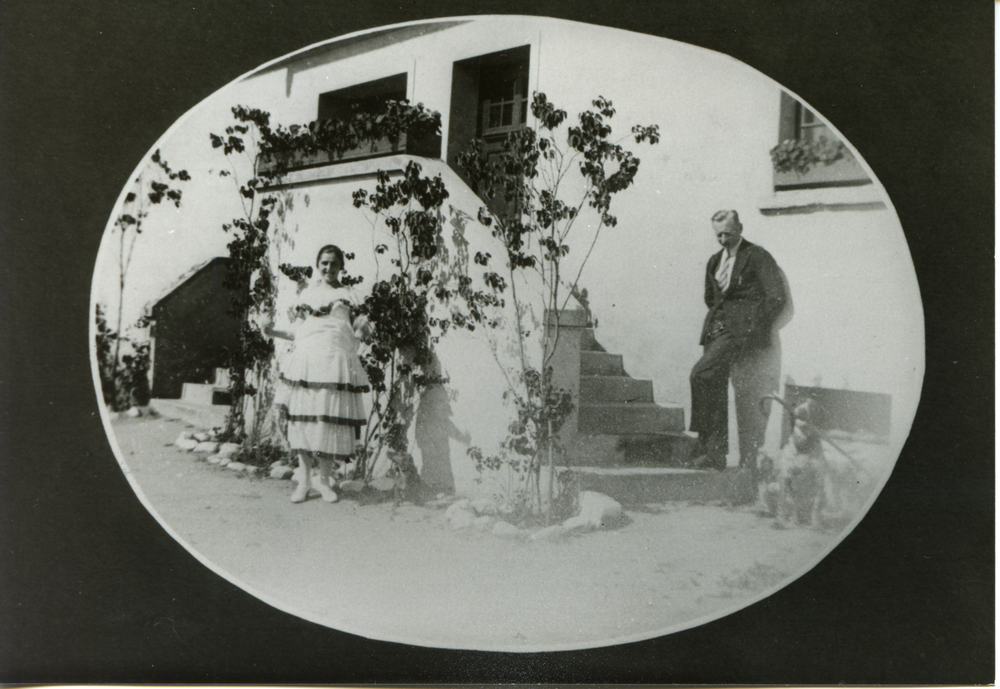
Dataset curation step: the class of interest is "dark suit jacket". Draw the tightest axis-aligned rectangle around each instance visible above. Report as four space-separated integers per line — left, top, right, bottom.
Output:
700 239 788 346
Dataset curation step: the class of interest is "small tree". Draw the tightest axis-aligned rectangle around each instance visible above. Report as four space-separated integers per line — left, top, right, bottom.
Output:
458 93 659 522
104 151 189 410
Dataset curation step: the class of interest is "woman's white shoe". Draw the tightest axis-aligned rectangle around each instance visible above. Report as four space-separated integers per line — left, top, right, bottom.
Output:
290 482 310 503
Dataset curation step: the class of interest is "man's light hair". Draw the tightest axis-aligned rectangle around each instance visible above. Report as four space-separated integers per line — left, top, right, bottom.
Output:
711 209 742 231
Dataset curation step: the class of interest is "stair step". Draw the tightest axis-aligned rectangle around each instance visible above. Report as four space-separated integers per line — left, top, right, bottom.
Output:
564 466 756 506
566 432 698 468
619 432 699 465
578 402 685 435
579 329 606 353
579 375 654 403
580 351 626 376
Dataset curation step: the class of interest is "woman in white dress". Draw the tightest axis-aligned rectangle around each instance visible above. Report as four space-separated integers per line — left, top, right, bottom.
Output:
265 245 371 503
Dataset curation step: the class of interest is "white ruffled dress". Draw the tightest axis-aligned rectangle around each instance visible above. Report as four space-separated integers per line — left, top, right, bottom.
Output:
277 282 369 463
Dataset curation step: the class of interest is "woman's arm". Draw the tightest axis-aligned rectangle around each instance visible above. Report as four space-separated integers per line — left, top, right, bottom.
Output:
262 317 295 341
345 287 373 339
352 313 372 339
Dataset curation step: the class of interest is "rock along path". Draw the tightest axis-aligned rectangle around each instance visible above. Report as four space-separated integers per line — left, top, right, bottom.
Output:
111 414 836 652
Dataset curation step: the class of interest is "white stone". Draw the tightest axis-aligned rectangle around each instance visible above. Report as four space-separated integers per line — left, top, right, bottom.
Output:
492 521 524 538
193 432 211 442
529 524 566 542
339 479 365 493
444 499 472 518
472 515 497 530
207 454 223 465
577 491 623 529
226 461 248 471
470 497 499 516
450 510 475 529
193 441 220 454
218 442 242 458
178 431 195 441
126 406 142 418
218 457 231 467
562 515 596 533
269 464 294 480
370 476 396 492
175 438 199 451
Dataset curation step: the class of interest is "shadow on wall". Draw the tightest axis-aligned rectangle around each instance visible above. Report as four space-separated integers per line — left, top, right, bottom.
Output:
414 352 470 492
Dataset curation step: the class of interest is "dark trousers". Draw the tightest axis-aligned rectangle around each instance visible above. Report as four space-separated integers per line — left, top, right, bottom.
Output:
690 328 780 468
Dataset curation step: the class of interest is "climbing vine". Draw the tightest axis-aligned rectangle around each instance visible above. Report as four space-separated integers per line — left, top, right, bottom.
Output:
210 101 464 479
209 107 281 449
350 159 503 483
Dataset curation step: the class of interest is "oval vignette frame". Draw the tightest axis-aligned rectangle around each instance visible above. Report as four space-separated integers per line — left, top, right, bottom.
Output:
90 15 924 653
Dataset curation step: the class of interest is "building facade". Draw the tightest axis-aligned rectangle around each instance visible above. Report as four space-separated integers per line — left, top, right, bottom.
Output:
183 16 922 494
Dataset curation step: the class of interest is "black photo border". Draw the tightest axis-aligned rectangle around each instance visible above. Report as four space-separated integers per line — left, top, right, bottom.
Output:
0 0 993 683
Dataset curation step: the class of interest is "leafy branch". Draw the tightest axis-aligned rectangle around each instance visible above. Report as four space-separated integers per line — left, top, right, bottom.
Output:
105 150 189 410
457 92 659 522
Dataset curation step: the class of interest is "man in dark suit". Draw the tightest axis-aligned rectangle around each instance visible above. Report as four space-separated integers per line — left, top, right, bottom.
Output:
689 210 789 471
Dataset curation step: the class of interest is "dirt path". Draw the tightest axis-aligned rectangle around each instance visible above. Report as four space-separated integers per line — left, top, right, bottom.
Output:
111 414 839 651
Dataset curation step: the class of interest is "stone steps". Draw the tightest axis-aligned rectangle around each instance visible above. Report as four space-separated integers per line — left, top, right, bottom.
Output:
547 309 692 470
577 402 685 435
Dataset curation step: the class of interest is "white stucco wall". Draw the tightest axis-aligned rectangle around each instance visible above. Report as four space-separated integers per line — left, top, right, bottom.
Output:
97 16 924 496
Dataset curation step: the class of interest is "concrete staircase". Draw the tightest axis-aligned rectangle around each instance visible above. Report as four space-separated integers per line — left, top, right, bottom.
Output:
150 368 231 429
549 309 752 505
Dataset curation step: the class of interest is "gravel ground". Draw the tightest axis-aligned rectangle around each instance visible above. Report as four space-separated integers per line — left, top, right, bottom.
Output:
110 413 850 652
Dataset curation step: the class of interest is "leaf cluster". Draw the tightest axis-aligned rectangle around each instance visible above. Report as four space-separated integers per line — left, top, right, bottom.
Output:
353 161 449 262
770 136 849 175
116 150 190 236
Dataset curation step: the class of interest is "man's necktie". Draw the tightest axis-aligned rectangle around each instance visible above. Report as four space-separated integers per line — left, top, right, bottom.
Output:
716 252 734 291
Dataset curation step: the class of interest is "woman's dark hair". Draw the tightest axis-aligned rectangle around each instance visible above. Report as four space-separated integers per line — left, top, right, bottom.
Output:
315 244 345 268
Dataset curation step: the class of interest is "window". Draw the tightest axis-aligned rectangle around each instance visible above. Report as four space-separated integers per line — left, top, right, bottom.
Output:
448 45 531 214
772 92 870 190
479 61 529 139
